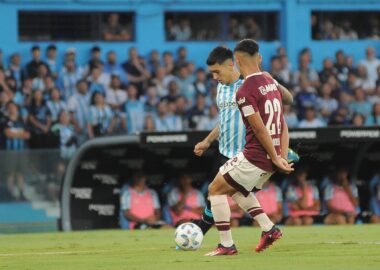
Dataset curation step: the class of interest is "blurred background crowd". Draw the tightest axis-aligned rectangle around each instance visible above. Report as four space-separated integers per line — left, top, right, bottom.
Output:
0 42 379 156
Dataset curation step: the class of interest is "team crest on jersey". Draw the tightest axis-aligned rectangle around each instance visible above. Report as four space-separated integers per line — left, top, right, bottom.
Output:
237 97 246 105
259 84 278 95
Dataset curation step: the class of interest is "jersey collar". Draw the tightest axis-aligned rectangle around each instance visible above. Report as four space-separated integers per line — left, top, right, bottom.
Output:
245 72 263 79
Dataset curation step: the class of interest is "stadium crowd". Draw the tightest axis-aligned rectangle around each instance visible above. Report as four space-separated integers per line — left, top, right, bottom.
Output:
119 167 380 229
0 44 379 156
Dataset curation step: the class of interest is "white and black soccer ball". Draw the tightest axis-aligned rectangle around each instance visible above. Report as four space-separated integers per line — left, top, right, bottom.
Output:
174 222 204 250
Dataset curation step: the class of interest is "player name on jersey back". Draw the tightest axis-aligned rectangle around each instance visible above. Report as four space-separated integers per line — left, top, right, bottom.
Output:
235 72 283 172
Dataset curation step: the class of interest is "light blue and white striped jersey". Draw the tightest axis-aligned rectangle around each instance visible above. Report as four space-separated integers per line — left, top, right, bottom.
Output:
216 78 245 158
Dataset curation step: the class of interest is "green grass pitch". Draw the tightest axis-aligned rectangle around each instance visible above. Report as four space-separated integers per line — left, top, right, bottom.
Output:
0 225 379 270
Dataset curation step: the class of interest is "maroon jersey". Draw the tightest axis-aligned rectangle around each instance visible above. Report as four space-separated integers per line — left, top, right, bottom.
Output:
236 72 284 172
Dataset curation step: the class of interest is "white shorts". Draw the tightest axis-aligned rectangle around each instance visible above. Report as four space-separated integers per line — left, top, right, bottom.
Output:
219 152 273 197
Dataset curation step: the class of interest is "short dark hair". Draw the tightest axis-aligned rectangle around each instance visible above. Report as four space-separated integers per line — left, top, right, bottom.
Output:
31 45 40 52
234 39 259 56
47 44 57 51
206 46 233 66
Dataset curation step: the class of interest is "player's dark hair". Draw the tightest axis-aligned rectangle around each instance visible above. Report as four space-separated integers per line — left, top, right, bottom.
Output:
234 39 259 56
206 46 233 66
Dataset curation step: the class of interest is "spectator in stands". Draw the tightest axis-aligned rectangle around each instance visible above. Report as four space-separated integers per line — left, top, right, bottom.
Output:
341 71 360 97
278 55 292 86
298 106 325 128
187 93 207 129
57 59 82 100
122 47 151 94
365 103 380 125
168 174 205 226
165 18 176 41
87 92 114 138
293 50 320 88
143 114 155 132
106 74 127 112
47 88 67 122
286 168 320 225
102 13 131 41
174 47 188 72
338 20 358 40
196 104 218 131
317 83 339 123
320 19 338 40
175 96 189 128
26 46 48 79
329 106 350 126
295 76 318 119
104 51 127 84
151 67 168 97
154 100 181 131
244 18 261 40
163 80 181 103
121 84 144 134
192 68 207 95
284 105 299 128
228 17 246 40
87 67 107 96
28 90 52 148
255 180 283 224
148 50 161 77
144 85 159 114
360 47 380 84
349 87 372 118
4 102 30 201
324 168 359 225
162 52 175 76
351 112 366 126
32 63 49 92
86 46 103 75
356 64 376 94
270 56 285 86
319 58 337 84
172 19 192 41
177 65 195 104
46 45 58 79
6 53 23 88
67 79 90 144
120 172 163 229
51 110 77 159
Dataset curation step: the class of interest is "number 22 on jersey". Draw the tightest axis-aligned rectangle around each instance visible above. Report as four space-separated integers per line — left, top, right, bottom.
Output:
264 98 281 136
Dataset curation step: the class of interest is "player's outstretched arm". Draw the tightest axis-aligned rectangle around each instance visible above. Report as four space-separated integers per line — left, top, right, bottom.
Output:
247 113 293 174
194 124 219 156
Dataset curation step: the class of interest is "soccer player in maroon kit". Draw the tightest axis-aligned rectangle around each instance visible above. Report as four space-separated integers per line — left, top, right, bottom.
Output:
205 39 293 256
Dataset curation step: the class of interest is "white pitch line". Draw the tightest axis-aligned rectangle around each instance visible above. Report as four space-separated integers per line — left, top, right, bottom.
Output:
0 250 110 257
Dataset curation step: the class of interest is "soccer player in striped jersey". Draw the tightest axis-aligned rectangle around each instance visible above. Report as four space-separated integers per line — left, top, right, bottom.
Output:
193 46 297 235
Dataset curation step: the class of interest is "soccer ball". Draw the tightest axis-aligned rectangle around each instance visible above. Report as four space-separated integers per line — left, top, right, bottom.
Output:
174 222 204 250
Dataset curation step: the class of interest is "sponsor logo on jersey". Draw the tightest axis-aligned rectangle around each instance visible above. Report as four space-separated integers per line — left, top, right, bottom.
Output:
259 83 278 95
237 97 246 105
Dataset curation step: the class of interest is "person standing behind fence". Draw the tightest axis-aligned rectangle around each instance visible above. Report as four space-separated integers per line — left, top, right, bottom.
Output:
47 88 67 123
28 89 52 148
87 92 114 138
3 102 30 201
67 79 90 144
